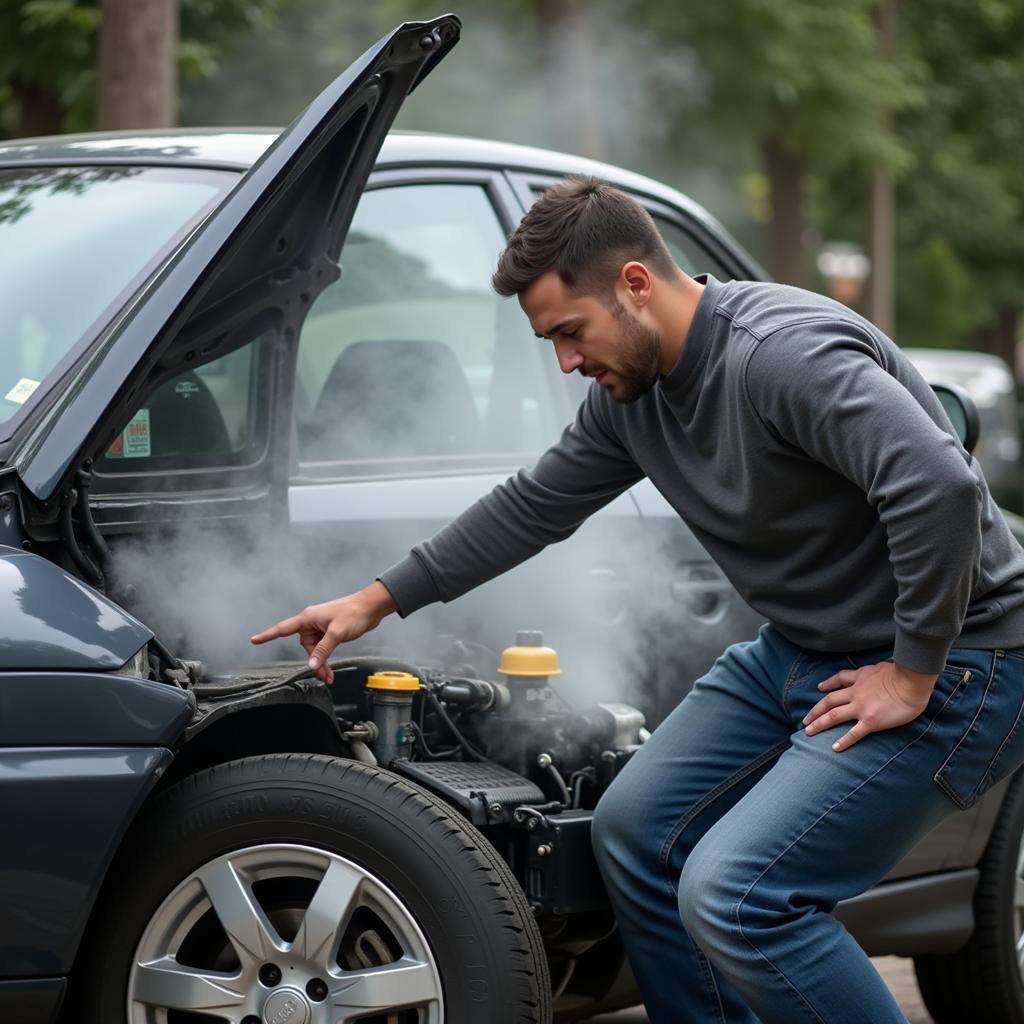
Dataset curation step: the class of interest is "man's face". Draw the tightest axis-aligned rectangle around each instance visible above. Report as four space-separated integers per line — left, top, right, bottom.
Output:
520 269 662 404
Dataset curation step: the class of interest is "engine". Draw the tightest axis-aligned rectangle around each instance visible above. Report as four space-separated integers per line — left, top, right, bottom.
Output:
327 630 648 931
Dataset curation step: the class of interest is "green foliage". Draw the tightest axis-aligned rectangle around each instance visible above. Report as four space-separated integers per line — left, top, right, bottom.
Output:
629 0 920 171
895 237 988 347
0 0 284 137
0 0 98 134
812 0 1024 347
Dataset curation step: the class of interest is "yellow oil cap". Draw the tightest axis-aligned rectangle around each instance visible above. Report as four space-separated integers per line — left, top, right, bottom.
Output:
498 631 562 677
366 671 421 691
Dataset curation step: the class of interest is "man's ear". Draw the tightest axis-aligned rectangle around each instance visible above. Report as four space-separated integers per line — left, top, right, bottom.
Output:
619 261 653 308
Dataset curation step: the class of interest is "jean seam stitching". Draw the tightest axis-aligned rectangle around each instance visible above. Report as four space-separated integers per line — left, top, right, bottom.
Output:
781 652 810 717
933 653 999 807
657 738 790 895
982 653 1024 793
730 680 967 1022
690 932 728 1024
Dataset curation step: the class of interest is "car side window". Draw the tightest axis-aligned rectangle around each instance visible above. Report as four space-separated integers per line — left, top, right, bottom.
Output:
295 182 561 469
94 336 270 474
650 213 733 281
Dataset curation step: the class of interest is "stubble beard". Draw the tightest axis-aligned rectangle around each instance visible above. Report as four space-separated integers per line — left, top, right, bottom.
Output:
606 301 662 403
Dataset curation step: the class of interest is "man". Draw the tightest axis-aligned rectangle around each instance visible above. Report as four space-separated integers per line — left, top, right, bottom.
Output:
252 177 1024 1023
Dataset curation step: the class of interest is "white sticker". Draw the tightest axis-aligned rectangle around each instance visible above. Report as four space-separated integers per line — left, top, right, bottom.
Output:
4 377 40 404
122 408 152 458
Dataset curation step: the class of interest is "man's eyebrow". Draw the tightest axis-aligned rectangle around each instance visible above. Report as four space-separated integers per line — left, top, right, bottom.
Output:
534 318 580 340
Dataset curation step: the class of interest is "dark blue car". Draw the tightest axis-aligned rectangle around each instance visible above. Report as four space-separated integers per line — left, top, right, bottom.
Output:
0 16 1019 1024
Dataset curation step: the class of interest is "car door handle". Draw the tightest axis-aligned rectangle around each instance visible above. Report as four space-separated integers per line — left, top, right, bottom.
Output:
670 569 732 619
587 568 631 625
670 580 732 599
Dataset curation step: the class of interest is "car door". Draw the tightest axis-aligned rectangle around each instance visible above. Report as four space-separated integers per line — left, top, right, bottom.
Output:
285 167 648 712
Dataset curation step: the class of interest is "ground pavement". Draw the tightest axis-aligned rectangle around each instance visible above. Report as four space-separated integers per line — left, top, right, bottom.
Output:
583 956 933 1023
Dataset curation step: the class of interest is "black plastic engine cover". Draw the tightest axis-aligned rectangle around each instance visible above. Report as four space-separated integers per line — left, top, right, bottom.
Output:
392 759 545 825
524 809 608 916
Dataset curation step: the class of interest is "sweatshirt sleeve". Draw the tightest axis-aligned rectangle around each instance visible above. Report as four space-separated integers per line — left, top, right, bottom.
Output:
744 322 983 675
377 388 644 617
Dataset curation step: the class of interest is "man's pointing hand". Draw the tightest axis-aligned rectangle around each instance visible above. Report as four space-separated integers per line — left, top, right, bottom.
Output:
250 580 398 684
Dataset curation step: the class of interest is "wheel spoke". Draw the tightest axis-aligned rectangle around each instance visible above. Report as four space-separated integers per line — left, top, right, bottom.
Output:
292 858 364 965
1015 874 1024 912
196 856 284 966
132 956 246 1013
329 957 440 1020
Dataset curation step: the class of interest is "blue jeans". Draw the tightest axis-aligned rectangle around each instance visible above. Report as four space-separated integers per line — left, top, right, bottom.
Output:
592 624 1024 1024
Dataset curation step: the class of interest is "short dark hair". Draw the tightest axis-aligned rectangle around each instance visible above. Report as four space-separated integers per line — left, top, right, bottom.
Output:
492 176 678 300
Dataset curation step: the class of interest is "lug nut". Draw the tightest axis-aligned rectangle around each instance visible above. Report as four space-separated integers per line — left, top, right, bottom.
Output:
306 977 329 1001
259 962 282 987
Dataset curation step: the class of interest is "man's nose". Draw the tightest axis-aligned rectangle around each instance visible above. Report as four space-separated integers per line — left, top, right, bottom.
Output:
554 339 584 374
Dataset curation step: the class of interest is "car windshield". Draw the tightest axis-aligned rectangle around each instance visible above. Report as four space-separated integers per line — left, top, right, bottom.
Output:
0 164 237 427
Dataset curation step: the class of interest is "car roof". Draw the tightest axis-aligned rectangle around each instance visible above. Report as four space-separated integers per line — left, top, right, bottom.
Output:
0 128 734 244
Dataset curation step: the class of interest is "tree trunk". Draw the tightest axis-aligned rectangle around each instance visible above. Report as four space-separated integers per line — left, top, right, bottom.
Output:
10 80 63 138
763 139 805 286
863 0 898 335
96 0 179 130
537 0 605 160
976 306 1020 377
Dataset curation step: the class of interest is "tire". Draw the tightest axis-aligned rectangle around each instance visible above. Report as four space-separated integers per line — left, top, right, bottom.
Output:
915 770 1024 1024
67 753 550 1024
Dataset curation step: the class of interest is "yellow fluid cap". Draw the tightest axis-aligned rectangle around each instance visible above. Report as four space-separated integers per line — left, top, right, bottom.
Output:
366 671 421 691
498 632 562 677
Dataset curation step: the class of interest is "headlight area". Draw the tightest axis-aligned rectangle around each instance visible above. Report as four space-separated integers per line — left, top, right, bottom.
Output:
108 644 151 679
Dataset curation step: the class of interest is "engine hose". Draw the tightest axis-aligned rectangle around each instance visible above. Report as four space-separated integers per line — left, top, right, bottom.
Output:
538 755 572 805
74 467 113 569
408 721 460 761
59 489 103 586
347 738 377 766
427 691 487 762
279 656 428 688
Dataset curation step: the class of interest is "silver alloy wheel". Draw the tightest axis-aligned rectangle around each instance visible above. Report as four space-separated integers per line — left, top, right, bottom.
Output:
126 843 444 1024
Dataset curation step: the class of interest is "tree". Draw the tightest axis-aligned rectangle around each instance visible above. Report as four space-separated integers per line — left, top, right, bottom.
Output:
0 0 283 138
0 1 99 137
630 0 918 285
96 0 178 130
899 0 1024 365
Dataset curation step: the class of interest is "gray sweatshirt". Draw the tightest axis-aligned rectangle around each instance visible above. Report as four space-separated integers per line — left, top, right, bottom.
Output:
379 275 1024 675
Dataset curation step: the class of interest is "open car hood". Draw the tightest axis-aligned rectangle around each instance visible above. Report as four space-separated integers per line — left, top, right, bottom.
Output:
10 15 460 505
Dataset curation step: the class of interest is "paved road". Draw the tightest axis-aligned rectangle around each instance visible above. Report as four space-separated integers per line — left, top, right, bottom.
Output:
583 956 933 1022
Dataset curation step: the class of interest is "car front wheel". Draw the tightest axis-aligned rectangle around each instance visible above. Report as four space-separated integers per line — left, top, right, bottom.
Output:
68 754 550 1024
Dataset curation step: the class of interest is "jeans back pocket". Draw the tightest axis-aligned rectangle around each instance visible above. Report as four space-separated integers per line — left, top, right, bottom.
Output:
934 651 1024 810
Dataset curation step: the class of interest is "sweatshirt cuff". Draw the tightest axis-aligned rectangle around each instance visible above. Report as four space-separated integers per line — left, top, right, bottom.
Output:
893 629 954 675
377 552 442 619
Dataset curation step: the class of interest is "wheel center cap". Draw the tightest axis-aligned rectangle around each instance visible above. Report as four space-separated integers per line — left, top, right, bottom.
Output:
263 986 311 1024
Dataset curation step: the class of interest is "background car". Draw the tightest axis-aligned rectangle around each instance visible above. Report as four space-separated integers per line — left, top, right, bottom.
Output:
904 347 1023 513
0 16 1020 1024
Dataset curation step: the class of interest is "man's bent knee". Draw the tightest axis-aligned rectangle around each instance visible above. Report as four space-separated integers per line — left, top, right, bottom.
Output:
678 835 744 957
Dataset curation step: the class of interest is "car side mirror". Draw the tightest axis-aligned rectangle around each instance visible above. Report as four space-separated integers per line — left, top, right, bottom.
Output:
930 382 980 455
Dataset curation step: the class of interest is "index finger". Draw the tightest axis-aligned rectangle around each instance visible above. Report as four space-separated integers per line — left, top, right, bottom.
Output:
250 614 304 645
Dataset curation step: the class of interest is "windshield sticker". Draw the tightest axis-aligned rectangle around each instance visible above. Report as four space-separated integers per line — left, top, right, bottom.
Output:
4 377 40 404
107 409 152 459
175 379 201 399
